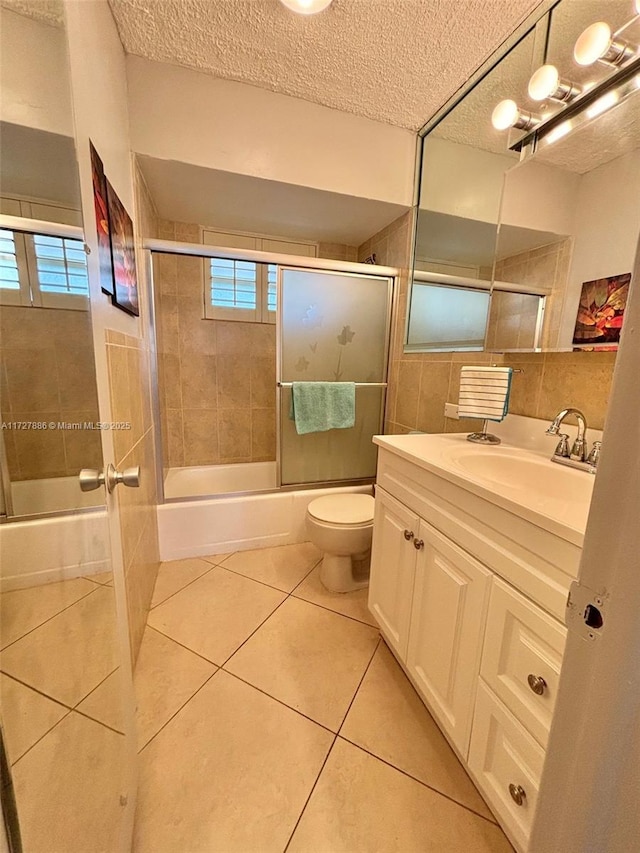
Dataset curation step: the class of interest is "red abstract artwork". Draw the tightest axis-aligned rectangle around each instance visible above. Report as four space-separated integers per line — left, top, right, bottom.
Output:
572 272 631 347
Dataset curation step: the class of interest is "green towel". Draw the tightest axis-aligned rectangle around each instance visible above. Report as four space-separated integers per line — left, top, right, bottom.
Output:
289 382 356 435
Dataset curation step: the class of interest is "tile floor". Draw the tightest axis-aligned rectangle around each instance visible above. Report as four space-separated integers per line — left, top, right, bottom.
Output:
133 542 513 852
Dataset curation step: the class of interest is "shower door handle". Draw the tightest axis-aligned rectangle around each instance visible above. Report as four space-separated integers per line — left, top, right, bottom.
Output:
79 464 140 493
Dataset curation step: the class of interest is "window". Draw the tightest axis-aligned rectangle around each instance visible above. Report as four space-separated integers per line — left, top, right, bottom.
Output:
0 230 89 310
204 258 277 323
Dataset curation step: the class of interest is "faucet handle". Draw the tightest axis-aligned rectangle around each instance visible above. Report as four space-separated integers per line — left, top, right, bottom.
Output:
571 436 588 462
554 434 571 458
587 441 602 468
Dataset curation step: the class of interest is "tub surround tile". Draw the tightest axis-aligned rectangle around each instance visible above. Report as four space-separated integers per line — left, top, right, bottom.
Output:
225 597 379 731
12 712 125 853
0 674 68 763
0 578 96 650
219 542 321 593
287 739 510 853
134 670 333 853
1 587 118 707
147 567 286 664
150 557 213 608
293 566 376 627
341 643 494 820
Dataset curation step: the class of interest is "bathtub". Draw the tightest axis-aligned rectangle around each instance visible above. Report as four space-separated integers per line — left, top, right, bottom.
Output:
164 461 277 499
9 475 104 515
157 484 373 561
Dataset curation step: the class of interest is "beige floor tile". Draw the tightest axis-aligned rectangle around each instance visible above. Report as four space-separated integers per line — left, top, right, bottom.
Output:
293 565 376 626
288 738 512 853
226 597 379 731
1 587 119 706
134 670 333 853
341 642 494 819
76 668 127 733
148 567 286 664
12 712 126 853
86 571 114 586
218 541 321 592
0 578 96 649
135 627 216 748
0 674 68 763
150 557 213 608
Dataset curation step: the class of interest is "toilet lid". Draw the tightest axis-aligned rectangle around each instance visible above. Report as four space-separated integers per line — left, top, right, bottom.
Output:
307 494 375 525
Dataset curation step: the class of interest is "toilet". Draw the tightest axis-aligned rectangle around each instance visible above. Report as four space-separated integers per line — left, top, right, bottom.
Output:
306 494 376 593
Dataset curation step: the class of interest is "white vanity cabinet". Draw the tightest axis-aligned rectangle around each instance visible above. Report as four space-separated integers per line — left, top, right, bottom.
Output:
369 439 581 852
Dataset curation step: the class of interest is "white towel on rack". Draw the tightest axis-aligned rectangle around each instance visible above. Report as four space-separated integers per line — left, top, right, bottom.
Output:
457 366 513 422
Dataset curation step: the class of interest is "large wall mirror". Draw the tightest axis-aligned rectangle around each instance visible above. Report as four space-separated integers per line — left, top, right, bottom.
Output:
0 0 104 520
408 0 640 354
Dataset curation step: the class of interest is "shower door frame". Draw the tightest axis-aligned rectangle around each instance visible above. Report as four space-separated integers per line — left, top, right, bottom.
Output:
143 240 398 504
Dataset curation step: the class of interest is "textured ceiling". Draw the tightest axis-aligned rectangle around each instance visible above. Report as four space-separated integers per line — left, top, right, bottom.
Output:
108 0 544 131
0 0 63 27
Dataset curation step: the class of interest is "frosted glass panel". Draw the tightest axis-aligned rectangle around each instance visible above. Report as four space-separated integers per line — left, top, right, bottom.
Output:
280 269 390 382
280 386 384 485
407 283 489 351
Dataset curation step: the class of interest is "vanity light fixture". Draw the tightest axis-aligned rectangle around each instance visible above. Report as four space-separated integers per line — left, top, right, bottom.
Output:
491 99 540 131
585 90 620 119
528 64 581 102
279 0 333 14
574 21 637 67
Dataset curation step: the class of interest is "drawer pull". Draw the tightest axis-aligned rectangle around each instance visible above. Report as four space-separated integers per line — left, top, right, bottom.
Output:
403 529 414 541
527 674 547 696
413 539 424 550
508 783 526 806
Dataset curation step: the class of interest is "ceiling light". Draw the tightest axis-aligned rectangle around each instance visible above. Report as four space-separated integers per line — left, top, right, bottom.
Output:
586 90 619 119
528 65 581 102
544 121 572 145
491 99 540 131
279 0 333 14
574 21 637 66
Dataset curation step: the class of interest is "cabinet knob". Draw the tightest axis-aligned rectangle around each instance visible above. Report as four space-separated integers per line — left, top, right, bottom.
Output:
527 674 547 696
403 529 414 541
508 783 526 807
413 539 424 550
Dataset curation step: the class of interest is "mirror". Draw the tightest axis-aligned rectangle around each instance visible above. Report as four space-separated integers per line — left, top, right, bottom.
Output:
408 0 640 353
0 0 103 519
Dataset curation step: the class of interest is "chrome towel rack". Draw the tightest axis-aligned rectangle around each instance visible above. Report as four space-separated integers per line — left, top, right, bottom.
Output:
277 381 388 387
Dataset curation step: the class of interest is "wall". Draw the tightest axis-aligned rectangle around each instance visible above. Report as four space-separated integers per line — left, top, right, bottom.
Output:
372 214 616 435
126 56 415 207
154 219 277 470
0 305 101 480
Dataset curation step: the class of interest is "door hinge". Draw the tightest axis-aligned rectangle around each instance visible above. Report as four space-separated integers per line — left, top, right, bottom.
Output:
566 581 608 642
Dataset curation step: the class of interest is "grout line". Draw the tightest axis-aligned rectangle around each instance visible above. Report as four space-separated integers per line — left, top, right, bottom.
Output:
73 666 120 711
0 583 101 653
337 734 499 827
73 707 126 737
219 595 290 669
138 668 221 754
145 625 222 666
282 637 381 853
289 591 377 629
10 708 73 767
149 562 216 610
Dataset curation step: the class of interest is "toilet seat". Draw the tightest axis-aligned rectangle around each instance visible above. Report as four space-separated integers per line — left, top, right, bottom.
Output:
307 494 374 527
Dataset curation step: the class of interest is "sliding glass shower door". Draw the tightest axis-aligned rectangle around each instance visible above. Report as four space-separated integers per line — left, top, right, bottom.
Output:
278 267 393 486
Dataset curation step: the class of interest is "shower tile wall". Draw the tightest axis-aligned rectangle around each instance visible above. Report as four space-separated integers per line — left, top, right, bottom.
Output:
154 220 276 469
361 214 616 435
0 306 101 480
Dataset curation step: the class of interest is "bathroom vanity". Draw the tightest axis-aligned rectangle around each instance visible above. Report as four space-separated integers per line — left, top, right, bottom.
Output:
368 425 595 852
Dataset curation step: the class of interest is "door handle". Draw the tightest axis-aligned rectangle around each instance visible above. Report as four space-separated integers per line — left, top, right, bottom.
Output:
79 464 140 493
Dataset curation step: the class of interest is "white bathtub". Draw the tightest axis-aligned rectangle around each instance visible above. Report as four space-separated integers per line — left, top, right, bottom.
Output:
157 484 372 561
164 461 277 499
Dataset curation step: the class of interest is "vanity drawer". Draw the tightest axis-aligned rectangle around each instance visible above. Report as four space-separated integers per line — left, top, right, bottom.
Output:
481 578 566 748
469 681 544 852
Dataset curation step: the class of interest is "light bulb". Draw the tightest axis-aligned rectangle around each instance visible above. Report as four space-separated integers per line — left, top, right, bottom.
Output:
574 22 612 65
279 0 333 14
492 99 519 130
528 65 560 100
636 0 640 15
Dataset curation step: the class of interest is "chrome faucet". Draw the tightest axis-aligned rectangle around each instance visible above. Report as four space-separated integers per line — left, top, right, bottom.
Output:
545 407 600 474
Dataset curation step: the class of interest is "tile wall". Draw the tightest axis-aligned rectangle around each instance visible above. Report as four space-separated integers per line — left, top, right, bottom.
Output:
154 219 277 470
361 213 616 435
0 306 102 480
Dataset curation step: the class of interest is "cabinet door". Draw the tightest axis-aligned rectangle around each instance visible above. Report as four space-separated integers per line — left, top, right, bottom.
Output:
407 521 492 754
368 488 419 660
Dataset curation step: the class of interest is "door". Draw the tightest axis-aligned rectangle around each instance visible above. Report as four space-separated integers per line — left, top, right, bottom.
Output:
407 521 492 754
368 488 419 659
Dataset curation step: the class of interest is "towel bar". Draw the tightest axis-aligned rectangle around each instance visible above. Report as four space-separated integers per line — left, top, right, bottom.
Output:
277 382 388 388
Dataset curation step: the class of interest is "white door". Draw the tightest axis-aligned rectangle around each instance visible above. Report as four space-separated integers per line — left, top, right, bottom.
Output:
368 487 419 660
407 521 492 754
